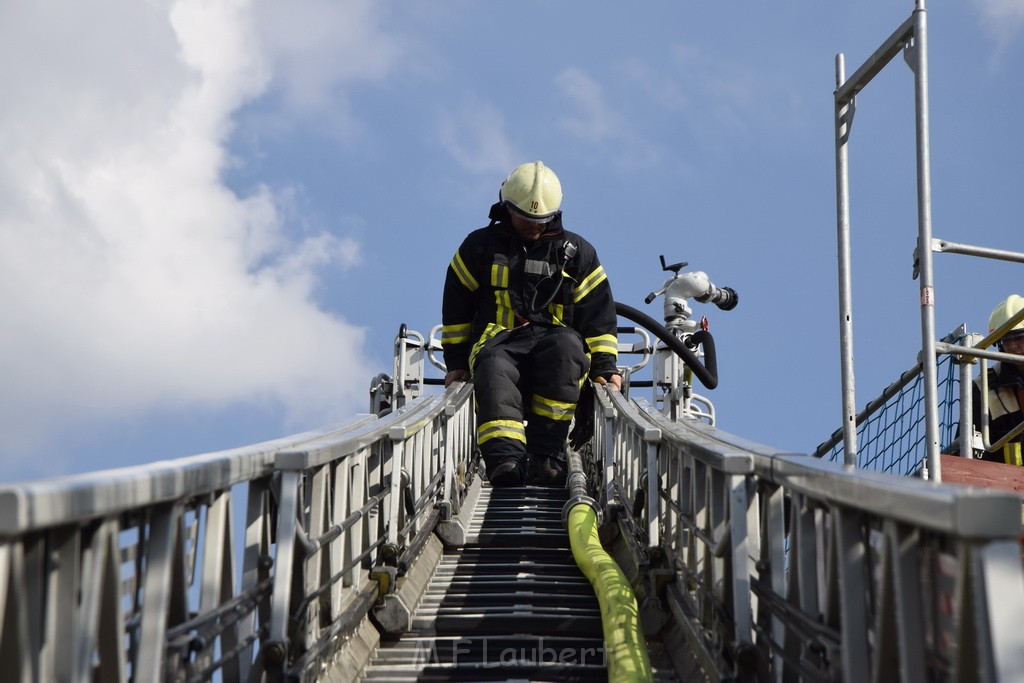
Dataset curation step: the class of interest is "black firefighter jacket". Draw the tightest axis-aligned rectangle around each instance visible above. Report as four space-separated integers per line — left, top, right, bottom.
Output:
441 207 618 380
972 361 1024 463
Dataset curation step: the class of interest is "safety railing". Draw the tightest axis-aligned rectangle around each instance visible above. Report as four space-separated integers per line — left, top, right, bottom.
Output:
1 353 1021 681
815 315 1024 476
833 0 1024 483
957 306 1024 463
583 384 1024 682
0 382 474 683
589 387 756 679
814 327 965 475
0 419 359 683
263 382 475 680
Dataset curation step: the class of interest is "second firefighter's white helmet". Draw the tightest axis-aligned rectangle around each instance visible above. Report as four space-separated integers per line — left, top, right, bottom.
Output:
989 294 1024 334
499 161 562 221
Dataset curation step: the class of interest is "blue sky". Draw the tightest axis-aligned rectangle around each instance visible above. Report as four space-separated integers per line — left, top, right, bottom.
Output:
1 0 1021 482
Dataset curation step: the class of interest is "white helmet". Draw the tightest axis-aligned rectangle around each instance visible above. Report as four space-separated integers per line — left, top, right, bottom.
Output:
989 294 1024 335
499 161 562 222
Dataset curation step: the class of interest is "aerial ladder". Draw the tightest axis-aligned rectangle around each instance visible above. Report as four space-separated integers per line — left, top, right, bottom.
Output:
359 256 737 682
0 2 1023 681
0 252 1021 682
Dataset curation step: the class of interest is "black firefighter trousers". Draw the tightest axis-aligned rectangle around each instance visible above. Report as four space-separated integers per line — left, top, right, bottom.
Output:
472 325 590 480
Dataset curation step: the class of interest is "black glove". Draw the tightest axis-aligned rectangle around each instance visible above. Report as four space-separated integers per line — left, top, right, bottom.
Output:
569 380 595 450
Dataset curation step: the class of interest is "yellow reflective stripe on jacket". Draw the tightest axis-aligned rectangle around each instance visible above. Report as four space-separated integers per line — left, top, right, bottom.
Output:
477 419 526 444
495 290 515 329
548 303 564 325
441 322 473 345
531 394 576 421
586 333 618 357
1003 442 1023 466
491 263 509 288
573 264 607 303
450 250 479 291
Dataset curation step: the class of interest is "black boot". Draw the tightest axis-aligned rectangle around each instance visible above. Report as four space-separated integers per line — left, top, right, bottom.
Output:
488 457 525 487
527 453 567 487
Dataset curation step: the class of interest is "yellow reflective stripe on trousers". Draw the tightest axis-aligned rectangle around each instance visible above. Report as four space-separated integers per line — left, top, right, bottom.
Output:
531 394 576 421
450 250 479 291
469 322 507 371
441 322 472 345
477 419 526 444
573 265 607 303
586 333 619 357
1003 442 1023 466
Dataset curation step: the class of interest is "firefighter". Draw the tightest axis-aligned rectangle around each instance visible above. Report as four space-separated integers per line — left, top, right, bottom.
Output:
441 161 621 487
972 294 1024 464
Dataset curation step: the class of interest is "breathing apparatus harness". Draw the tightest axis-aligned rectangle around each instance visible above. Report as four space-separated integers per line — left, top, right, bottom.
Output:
526 239 577 313
488 201 578 317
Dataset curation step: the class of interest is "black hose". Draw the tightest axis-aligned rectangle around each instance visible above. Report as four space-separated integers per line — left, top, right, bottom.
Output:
688 330 717 387
615 302 719 390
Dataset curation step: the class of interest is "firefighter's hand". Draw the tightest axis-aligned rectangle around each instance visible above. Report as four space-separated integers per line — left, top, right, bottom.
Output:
445 369 471 388
594 373 622 391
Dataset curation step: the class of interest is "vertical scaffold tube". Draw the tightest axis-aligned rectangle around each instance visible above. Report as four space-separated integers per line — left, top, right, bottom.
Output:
564 448 652 682
834 52 858 467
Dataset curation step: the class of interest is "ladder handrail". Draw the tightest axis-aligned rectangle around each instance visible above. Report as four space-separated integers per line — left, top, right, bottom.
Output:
0 416 377 535
587 384 1024 681
0 385 475 682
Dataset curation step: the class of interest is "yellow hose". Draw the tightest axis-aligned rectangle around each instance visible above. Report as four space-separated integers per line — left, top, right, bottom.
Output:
567 503 653 682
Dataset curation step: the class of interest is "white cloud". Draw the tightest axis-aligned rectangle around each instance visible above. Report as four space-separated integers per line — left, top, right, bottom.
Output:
975 0 1024 25
555 67 625 143
438 100 518 174
252 0 406 119
0 0 375 464
553 66 661 168
664 41 805 148
973 0 1024 52
618 58 689 112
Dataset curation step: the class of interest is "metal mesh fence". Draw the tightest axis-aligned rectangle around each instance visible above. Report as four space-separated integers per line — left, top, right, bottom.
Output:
817 352 962 477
